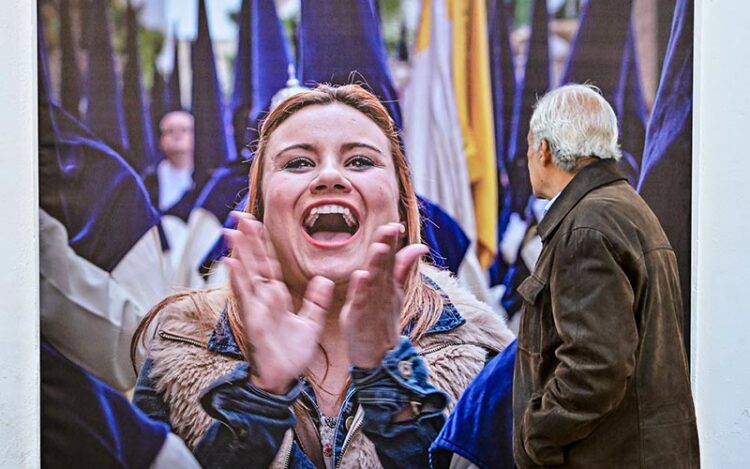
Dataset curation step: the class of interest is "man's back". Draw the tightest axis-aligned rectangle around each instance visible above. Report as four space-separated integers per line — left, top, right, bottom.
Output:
513 160 698 468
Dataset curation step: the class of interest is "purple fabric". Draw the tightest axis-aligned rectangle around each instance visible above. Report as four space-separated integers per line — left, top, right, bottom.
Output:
39 22 160 272
615 26 648 186
83 0 130 156
299 0 402 129
430 340 516 469
58 0 81 119
488 0 518 286
637 0 693 347
560 0 633 103
230 0 253 156
166 34 183 112
149 61 168 161
397 21 409 62
245 0 293 146
193 164 249 225
418 196 470 276
492 0 550 301
123 4 158 174
507 0 550 214
488 0 516 170
189 0 287 247
41 340 168 469
191 0 234 188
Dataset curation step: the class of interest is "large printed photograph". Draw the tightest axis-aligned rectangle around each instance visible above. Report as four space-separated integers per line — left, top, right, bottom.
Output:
38 0 693 467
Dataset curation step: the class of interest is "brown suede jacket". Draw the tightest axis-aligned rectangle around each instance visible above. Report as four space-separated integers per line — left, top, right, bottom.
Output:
513 160 699 468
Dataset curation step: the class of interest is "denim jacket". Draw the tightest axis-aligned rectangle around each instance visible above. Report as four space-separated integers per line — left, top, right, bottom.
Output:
133 268 514 468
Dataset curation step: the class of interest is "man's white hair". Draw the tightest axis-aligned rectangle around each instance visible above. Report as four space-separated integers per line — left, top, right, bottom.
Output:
529 83 621 172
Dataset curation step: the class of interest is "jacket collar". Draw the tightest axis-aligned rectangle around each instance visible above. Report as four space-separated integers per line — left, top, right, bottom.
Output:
207 309 243 358
537 159 626 243
207 277 466 358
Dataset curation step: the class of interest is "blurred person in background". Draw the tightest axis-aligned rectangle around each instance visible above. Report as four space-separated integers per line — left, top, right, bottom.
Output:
145 110 195 213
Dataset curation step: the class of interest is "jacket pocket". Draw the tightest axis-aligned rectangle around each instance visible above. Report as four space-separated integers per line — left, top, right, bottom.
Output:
517 275 546 355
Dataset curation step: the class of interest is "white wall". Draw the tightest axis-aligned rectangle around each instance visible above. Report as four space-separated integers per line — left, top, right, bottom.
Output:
0 2 39 468
692 1 750 467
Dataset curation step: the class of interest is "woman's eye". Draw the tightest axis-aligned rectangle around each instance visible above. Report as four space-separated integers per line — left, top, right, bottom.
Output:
283 157 314 170
347 156 375 169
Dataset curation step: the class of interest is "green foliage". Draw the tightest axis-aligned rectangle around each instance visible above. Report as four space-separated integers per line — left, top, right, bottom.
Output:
140 28 165 88
108 0 164 89
378 0 402 54
515 0 532 27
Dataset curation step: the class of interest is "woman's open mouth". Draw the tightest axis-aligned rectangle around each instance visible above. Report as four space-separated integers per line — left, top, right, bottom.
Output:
303 204 360 244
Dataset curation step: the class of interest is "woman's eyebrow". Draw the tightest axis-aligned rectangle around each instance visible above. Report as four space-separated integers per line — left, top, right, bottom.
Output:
340 142 382 154
273 143 315 160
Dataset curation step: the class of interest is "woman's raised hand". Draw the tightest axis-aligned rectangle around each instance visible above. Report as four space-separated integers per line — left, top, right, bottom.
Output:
340 223 429 369
224 213 334 395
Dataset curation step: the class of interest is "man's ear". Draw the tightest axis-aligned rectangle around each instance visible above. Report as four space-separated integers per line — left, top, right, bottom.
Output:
539 139 553 167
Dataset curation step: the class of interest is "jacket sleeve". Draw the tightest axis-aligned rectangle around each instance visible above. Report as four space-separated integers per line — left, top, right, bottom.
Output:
133 359 305 469
521 227 638 466
352 336 448 468
132 358 172 426
194 362 304 469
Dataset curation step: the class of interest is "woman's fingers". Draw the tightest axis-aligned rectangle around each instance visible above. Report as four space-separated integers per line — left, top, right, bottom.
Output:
363 223 402 284
232 212 284 280
371 222 402 253
225 228 289 321
258 226 284 280
375 222 402 251
350 222 420 311
298 276 335 331
224 227 259 282
344 269 371 314
235 218 280 281
229 210 256 224
225 257 261 324
225 256 245 293
394 244 430 286
363 242 391 286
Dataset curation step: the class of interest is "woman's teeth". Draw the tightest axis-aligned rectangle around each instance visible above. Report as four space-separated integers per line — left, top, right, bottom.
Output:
304 204 357 229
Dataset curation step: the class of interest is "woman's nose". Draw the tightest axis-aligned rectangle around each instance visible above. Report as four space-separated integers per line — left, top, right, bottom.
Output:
311 161 352 193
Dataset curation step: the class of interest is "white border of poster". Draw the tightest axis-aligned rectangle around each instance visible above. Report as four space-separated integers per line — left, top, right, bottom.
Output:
0 1 40 467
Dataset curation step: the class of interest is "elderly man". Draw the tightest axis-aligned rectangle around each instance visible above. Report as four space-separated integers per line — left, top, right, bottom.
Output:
513 84 699 468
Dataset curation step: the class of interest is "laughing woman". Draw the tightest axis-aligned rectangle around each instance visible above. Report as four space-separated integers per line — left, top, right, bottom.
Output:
131 84 514 468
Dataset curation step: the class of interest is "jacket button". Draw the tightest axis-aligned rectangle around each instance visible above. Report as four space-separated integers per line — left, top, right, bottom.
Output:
398 360 413 380
345 416 354 431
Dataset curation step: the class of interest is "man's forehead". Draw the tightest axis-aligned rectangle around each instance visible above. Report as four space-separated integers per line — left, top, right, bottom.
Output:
161 111 193 128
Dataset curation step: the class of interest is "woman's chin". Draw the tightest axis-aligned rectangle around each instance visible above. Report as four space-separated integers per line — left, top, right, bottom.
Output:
313 268 356 284
297 262 358 285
